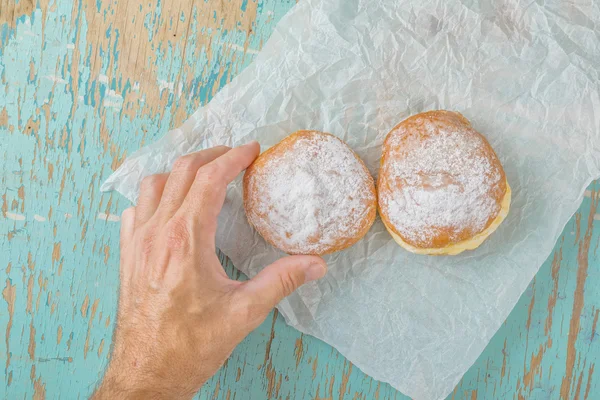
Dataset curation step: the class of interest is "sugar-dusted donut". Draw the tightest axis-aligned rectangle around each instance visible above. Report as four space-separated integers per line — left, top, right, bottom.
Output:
378 111 511 255
244 131 377 255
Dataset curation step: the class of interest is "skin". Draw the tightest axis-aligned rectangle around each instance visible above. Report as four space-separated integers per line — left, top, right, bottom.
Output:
92 142 327 400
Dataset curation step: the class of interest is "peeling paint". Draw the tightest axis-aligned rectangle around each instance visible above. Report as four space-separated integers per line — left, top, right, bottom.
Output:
5 212 25 221
561 193 599 399
2 279 16 370
96 212 120 222
2 0 600 399
28 322 36 361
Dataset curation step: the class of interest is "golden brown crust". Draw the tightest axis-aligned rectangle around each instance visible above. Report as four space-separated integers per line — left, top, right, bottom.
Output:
244 130 377 255
377 110 508 250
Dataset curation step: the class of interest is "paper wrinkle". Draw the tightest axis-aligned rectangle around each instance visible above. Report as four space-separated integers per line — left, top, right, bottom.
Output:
102 0 600 398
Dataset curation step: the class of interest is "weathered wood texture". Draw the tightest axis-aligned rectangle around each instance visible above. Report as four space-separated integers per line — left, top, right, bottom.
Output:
1 0 598 399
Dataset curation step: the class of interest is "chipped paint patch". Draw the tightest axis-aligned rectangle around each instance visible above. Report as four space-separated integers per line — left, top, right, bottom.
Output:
43 75 67 84
5 212 25 221
96 212 120 222
28 322 36 360
2 279 16 370
229 43 260 54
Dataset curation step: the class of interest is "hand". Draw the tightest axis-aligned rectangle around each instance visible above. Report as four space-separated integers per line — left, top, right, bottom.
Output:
93 142 327 399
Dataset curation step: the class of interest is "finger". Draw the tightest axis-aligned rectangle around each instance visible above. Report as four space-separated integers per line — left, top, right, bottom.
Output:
181 141 260 226
238 255 327 319
119 207 136 290
120 207 136 249
157 146 231 220
136 173 169 227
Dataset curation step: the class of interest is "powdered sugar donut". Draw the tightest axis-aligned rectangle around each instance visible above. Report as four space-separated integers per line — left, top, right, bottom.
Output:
243 131 377 255
378 111 511 255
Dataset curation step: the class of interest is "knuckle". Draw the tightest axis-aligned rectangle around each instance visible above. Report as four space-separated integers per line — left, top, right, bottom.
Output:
195 163 221 185
278 272 300 298
172 155 196 173
165 216 191 252
140 175 161 192
139 231 157 258
122 207 136 218
216 145 232 153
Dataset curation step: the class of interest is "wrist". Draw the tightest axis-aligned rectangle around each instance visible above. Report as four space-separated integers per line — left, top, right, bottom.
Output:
93 362 196 400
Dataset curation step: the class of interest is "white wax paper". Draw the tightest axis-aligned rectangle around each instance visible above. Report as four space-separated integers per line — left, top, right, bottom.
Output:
102 0 600 398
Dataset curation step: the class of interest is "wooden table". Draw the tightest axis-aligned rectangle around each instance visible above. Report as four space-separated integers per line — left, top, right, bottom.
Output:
1 1 599 398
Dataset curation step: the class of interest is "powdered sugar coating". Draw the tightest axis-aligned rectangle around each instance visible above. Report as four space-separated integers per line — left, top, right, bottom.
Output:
244 131 377 255
378 111 506 249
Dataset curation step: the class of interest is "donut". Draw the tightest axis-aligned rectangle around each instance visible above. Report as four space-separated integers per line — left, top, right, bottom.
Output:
377 110 511 255
243 131 377 255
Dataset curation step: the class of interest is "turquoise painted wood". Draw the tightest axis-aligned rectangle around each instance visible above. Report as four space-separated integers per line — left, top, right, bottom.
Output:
1 1 599 399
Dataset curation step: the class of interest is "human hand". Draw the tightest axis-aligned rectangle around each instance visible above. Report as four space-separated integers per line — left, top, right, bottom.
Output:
93 143 327 399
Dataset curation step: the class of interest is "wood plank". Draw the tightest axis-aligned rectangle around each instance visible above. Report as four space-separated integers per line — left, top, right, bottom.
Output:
1 1 599 399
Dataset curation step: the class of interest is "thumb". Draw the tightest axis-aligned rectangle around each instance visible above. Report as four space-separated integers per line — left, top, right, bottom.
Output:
242 255 327 312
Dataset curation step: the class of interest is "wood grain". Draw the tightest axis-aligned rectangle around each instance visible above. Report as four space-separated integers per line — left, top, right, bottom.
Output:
1 0 599 399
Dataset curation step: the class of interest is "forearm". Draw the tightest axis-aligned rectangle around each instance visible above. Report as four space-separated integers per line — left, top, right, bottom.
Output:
92 366 195 400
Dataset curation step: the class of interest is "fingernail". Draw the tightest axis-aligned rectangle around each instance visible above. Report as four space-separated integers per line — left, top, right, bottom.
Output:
243 140 259 148
305 262 327 282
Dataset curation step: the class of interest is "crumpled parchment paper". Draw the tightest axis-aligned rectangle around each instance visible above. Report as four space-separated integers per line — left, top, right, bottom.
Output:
102 0 600 398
